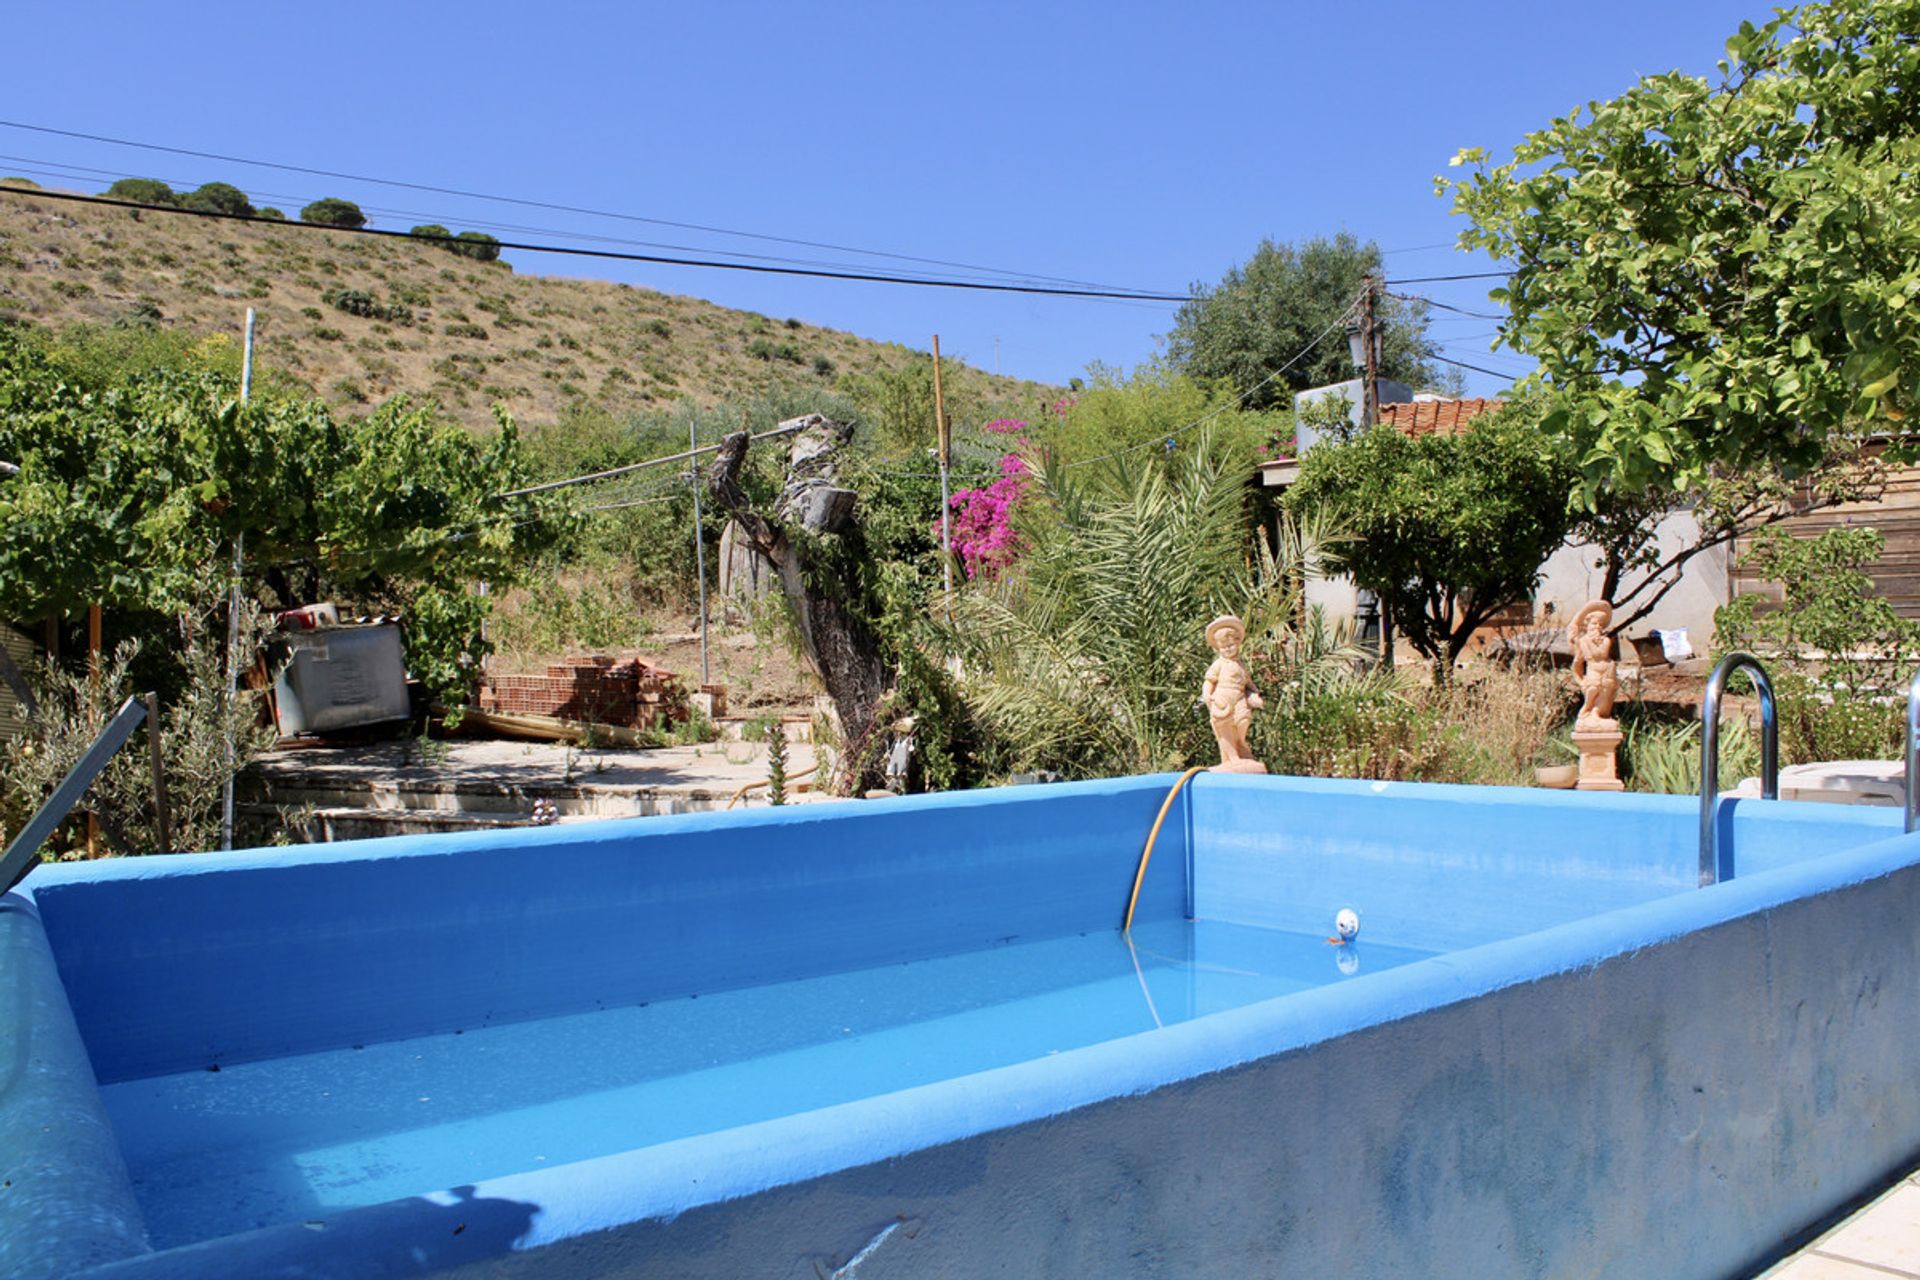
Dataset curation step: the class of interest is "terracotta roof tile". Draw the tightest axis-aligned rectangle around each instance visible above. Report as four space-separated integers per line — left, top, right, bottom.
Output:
1378 398 1504 438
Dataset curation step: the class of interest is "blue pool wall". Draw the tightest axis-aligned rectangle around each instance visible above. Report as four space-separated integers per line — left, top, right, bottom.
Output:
25 776 1192 1085
3 772 1916 1279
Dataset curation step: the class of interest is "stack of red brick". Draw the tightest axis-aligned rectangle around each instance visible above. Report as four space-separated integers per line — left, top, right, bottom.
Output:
477 656 689 730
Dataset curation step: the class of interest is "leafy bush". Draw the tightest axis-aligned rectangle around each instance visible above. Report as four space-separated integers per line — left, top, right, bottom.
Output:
443 321 489 339
1715 526 1919 761
179 182 254 217
746 338 804 364
322 286 412 325
409 223 452 241
812 355 835 377
300 198 367 229
104 178 176 207
451 231 501 262
257 207 285 221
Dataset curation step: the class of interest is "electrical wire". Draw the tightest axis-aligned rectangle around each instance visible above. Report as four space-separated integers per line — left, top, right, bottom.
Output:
1384 271 1514 284
0 185 1192 302
0 119 1163 296
1389 291 1507 322
497 420 808 499
1430 352 1525 381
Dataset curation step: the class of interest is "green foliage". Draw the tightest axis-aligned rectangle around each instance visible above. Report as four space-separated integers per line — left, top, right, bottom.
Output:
179 182 254 217
300 198 367 229
0 591 279 859
323 285 412 325
1168 234 1438 410
409 224 452 241
766 720 788 804
746 337 804 364
0 322 575 704
839 356 978 455
1714 526 1919 761
1620 714 1761 794
104 178 176 207
1036 362 1280 477
1285 403 1575 671
1442 0 1920 495
452 231 501 262
952 426 1357 778
256 207 285 221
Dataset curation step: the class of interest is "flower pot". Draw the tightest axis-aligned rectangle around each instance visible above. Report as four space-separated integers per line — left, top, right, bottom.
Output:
1534 763 1578 789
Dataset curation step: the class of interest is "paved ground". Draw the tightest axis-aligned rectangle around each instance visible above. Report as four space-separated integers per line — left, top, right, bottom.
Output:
1759 1167 1920 1277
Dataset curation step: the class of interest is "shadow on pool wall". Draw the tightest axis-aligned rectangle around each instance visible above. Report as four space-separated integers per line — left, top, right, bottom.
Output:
1 773 1916 1278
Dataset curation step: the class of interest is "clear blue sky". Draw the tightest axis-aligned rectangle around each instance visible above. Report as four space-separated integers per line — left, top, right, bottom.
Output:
5 0 1767 399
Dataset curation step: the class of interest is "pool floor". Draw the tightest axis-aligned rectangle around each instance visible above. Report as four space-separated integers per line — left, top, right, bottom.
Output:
99 919 1434 1247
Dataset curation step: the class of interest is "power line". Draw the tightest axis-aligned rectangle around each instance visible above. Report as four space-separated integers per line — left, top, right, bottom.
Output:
1 153 1162 291
0 185 1192 302
1384 271 1513 284
0 119 1159 296
1390 291 1507 321
497 420 809 500
1431 352 1524 381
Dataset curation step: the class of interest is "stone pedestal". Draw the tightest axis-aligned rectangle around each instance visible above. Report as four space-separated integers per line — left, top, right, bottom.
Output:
1572 726 1624 791
1210 759 1268 775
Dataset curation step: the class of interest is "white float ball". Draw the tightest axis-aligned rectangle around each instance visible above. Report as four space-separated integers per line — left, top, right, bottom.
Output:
1335 908 1360 941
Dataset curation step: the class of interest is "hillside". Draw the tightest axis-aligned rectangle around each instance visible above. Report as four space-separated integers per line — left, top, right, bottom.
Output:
0 183 1053 432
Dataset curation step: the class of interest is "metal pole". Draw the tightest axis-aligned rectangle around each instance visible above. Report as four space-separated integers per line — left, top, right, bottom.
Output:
144 692 172 854
1905 667 1920 834
690 417 710 686
220 307 255 852
932 336 953 607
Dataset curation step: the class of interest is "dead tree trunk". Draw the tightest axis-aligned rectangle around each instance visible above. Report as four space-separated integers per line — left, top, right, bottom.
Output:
706 415 892 793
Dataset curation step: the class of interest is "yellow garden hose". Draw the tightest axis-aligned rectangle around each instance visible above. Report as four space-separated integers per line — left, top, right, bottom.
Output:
1122 766 1207 934
725 763 819 810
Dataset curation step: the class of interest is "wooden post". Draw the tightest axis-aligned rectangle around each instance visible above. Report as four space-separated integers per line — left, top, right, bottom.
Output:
932 336 953 613
144 692 172 853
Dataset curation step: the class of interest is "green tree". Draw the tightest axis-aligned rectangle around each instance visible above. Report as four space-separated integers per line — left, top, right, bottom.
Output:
1038 362 1279 477
409 223 452 241
300 197 367 229
0 322 573 701
1285 405 1575 676
179 182 254 217
103 177 176 207
452 231 502 262
839 355 978 455
952 425 1358 778
1715 525 1919 761
1441 0 1920 496
1168 234 1438 410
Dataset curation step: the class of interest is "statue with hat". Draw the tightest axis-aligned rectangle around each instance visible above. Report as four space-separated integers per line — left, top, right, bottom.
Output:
1203 614 1268 774
1567 599 1624 790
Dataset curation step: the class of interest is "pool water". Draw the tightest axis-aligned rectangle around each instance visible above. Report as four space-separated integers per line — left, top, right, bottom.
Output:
100 918 1434 1247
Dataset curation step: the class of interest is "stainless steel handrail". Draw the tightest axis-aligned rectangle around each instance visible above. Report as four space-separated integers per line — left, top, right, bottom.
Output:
1906 668 1920 835
1699 652 1779 886
1 696 149 893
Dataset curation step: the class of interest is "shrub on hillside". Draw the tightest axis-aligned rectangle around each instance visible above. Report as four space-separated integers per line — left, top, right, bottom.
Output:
409 223 452 241
180 182 254 217
301 198 367 229
451 231 501 262
104 178 177 207
257 207 285 220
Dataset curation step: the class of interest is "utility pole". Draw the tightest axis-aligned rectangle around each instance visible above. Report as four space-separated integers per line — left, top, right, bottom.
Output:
1360 271 1380 428
1358 276 1394 669
690 417 714 687
932 336 953 614
220 307 255 852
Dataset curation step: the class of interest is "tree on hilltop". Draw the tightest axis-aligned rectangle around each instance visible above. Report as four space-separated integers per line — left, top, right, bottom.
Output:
301 197 367 229
1169 234 1438 410
104 178 177 207
180 182 255 217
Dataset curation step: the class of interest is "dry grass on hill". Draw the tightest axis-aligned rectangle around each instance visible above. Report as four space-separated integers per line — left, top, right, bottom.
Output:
0 184 1050 433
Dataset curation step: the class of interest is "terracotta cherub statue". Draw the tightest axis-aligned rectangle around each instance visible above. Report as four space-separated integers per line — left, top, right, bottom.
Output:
1203 614 1267 773
1569 599 1620 730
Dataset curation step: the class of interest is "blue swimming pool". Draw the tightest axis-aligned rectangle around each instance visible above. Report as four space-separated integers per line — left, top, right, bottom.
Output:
4 773 1918 1279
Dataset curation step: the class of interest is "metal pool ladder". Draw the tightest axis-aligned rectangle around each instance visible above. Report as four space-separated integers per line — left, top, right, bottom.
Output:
1906 668 1920 835
1698 652 1779 886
